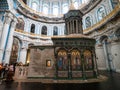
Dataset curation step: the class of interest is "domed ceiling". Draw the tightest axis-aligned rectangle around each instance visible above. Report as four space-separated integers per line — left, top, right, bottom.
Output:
22 0 90 16
17 0 101 22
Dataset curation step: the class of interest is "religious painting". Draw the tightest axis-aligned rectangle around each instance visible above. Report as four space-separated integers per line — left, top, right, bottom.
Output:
71 49 81 70
84 50 93 70
57 49 68 70
46 60 51 67
10 38 20 64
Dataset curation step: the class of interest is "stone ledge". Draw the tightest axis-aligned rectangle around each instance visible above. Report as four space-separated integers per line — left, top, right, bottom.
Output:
14 75 107 84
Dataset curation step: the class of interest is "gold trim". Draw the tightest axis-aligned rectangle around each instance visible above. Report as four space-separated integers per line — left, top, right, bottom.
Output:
18 0 63 17
84 4 120 33
16 2 120 37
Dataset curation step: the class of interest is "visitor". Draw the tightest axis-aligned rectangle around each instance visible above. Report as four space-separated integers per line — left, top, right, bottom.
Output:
6 64 14 81
4 64 9 78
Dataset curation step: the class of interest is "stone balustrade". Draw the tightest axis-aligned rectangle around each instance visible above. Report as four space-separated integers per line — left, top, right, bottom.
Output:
14 66 28 79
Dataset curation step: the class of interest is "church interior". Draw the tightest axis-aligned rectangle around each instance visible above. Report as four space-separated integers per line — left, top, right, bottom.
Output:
0 0 120 89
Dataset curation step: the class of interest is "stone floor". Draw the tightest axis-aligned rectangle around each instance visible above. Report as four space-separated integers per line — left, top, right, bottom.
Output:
0 71 120 90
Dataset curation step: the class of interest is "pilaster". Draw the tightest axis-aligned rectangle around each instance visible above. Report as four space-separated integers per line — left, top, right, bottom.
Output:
19 47 27 64
0 12 13 63
4 18 17 64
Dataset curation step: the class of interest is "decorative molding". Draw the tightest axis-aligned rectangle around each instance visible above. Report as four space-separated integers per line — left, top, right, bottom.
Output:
84 4 120 34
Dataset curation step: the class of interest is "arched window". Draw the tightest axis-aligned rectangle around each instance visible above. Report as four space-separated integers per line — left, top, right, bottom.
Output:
32 2 38 11
41 26 47 35
30 24 35 33
10 38 21 64
64 26 67 35
53 4 59 16
73 0 79 9
85 16 92 28
43 4 49 15
16 18 25 30
62 3 68 14
97 6 106 21
53 26 58 35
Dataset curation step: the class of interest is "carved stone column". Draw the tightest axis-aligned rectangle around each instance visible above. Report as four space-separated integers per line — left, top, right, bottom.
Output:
111 40 120 72
0 12 13 63
4 18 17 64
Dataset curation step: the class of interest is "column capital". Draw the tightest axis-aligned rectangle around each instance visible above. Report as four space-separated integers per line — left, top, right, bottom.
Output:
4 16 12 24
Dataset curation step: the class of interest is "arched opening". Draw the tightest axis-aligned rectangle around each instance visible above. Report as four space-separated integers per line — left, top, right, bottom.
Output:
32 2 38 11
100 35 114 71
30 24 35 33
85 16 92 28
62 3 69 14
10 38 21 64
41 26 47 35
26 43 34 64
97 6 106 21
43 4 49 15
53 26 58 35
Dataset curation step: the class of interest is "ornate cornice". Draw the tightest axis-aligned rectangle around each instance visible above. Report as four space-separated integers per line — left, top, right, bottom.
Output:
16 0 64 23
84 4 120 34
81 0 102 14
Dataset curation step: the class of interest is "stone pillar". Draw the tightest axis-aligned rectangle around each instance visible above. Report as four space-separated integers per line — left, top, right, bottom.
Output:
103 41 110 70
95 45 107 70
72 20 74 33
49 2 52 15
4 18 17 64
76 20 78 33
0 13 13 63
19 48 27 64
67 22 69 34
111 41 120 72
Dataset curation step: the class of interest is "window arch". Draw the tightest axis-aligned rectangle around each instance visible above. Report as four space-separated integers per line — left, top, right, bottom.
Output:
97 6 106 21
30 24 35 33
53 4 59 16
32 2 38 11
62 3 69 14
85 16 92 28
43 4 49 15
41 26 47 35
10 38 21 64
53 26 58 35
73 0 79 9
